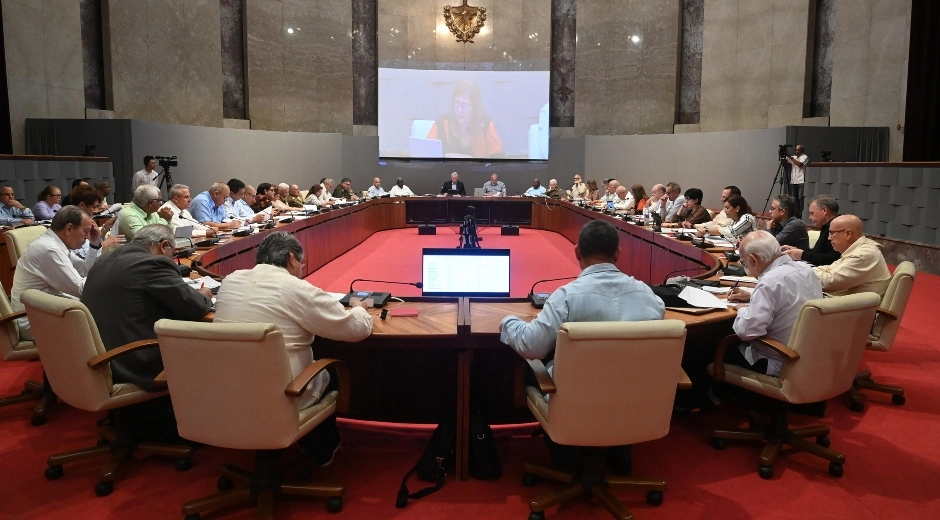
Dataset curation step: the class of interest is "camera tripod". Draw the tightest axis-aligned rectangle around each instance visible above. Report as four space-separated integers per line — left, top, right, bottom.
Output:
761 158 791 214
157 167 174 199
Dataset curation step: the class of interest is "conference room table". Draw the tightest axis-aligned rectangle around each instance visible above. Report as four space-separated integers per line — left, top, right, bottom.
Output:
187 196 739 481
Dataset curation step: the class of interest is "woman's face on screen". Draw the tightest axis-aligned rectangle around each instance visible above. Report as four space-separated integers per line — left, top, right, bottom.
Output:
453 94 473 127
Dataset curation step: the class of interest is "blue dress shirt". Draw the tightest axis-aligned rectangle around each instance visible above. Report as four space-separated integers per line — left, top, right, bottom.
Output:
524 186 547 197
190 191 226 223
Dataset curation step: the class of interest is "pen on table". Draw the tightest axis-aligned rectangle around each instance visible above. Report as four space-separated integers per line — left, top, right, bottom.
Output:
200 282 205 289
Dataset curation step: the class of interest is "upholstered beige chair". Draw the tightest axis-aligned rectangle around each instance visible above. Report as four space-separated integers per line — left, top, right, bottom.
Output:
5 226 46 269
20 289 194 497
521 320 689 520
0 281 47 421
846 261 916 411
709 293 880 479
154 319 349 520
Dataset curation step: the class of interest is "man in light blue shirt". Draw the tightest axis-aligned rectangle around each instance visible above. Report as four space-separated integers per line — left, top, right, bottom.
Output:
0 185 36 226
482 173 506 196
501 219 665 475
367 177 386 198
523 179 547 197
224 179 266 223
191 182 243 230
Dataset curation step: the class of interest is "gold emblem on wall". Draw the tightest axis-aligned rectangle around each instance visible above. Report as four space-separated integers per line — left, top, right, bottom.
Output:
443 0 487 43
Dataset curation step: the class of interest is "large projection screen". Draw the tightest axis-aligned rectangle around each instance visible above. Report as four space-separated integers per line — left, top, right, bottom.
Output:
377 1 551 161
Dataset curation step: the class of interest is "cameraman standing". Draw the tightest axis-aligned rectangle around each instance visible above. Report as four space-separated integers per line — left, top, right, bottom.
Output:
786 145 807 218
132 155 159 191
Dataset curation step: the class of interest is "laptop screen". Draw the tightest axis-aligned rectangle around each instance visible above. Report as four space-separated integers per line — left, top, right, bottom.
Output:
422 248 510 297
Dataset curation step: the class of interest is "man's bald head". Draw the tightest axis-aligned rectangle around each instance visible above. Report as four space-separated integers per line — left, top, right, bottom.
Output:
615 186 627 198
827 214 864 253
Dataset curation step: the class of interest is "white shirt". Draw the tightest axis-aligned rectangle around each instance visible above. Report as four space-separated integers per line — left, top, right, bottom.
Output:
160 200 211 237
790 154 808 184
213 264 373 409
132 169 158 191
733 255 823 377
614 192 635 211
11 229 100 340
389 185 415 197
367 185 386 197
661 195 686 222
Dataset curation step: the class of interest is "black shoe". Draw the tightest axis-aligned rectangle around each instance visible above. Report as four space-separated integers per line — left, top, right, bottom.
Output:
307 434 342 467
606 445 632 476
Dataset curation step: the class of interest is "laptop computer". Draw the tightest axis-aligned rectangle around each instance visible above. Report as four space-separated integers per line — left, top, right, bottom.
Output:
409 137 444 158
473 188 485 197
174 225 193 248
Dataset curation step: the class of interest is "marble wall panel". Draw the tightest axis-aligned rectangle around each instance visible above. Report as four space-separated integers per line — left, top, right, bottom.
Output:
104 0 223 127
810 0 835 117
246 0 352 133
575 0 680 136
221 0 246 119
352 0 377 125
677 0 704 124
80 0 106 110
700 0 812 132
551 0 577 127
830 0 911 161
3 0 85 152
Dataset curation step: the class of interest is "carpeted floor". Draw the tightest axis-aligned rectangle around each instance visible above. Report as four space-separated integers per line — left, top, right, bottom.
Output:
2 233 939 519
306 227 582 297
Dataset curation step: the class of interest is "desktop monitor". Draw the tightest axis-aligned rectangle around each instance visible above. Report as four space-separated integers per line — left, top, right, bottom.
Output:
422 248 511 297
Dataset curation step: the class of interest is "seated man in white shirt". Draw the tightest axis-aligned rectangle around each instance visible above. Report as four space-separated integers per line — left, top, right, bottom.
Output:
160 184 216 238
613 186 635 212
388 177 415 197
10 206 105 340
319 178 336 203
647 183 666 214
214 232 373 466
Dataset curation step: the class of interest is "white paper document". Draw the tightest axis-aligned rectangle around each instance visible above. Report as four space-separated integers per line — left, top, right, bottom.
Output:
678 286 729 309
183 276 222 290
719 275 758 283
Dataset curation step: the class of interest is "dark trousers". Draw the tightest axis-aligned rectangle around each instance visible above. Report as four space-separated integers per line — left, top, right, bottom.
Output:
296 367 341 460
789 183 805 218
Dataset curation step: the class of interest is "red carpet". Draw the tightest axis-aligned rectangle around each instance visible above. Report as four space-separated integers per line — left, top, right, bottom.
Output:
2 263 940 519
306 227 582 297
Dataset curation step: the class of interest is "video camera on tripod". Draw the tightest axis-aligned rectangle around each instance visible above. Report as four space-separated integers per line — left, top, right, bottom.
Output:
458 206 481 249
153 155 178 197
764 144 793 213
778 144 792 162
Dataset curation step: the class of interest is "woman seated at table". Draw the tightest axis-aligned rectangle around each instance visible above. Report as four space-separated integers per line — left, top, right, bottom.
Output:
304 184 330 206
32 185 62 220
663 188 710 228
585 180 600 202
631 184 649 214
697 194 756 242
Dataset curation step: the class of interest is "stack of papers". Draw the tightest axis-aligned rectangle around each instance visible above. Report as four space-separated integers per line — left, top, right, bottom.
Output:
719 275 758 283
678 286 729 309
183 276 222 290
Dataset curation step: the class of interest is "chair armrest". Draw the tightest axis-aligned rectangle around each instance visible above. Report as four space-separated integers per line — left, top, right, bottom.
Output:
712 334 740 382
87 339 161 369
875 307 898 322
752 337 800 361
525 358 556 394
152 370 167 390
0 309 27 326
678 369 692 389
286 358 351 414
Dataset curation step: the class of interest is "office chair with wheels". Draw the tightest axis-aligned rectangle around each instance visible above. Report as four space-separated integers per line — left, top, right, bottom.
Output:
521 320 689 520
20 289 194 497
0 281 45 419
846 261 916 411
708 293 880 479
154 319 349 520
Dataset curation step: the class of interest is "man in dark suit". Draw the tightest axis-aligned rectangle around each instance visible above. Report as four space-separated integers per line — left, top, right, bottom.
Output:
440 171 467 195
81 223 213 391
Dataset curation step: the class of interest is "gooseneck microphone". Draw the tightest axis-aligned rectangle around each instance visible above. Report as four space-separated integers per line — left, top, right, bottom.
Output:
348 279 423 292
528 276 578 308
661 267 708 285
341 279 423 308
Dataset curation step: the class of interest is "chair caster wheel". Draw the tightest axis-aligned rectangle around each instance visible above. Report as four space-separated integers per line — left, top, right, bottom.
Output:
646 490 664 506
95 481 114 497
327 496 343 513
217 476 234 491
711 438 726 450
892 394 906 405
184 515 201 520
31 414 47 426
175 457 193 471
816 435 830 448
522 472 539 487
528 511 546 520
758 465 773 480
829 462 844 478
45 464 63 480
849 401 865 412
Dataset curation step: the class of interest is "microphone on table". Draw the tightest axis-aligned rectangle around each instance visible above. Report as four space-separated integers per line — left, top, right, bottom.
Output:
661 267 708 285
528 276 577 309
651 265 710 308
340 279 423 308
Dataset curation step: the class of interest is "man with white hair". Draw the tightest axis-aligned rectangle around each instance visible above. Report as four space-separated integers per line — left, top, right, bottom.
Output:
160 184 216 238
440 172 466 196
725 230 823 377
613 185 635 211
648 183 666 214
367 177 386 198
118 184 174 240
190 182 243 230
482 173 506 197
545 179 564 199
